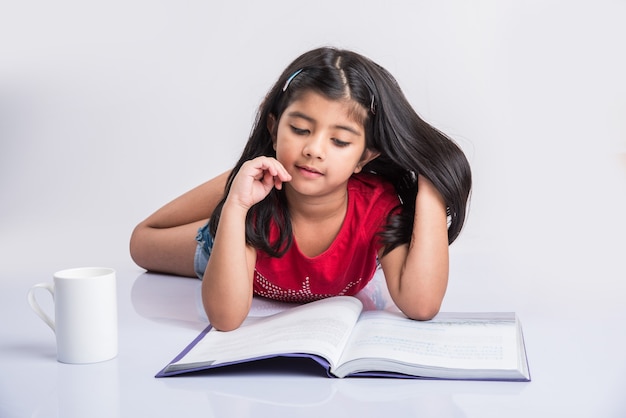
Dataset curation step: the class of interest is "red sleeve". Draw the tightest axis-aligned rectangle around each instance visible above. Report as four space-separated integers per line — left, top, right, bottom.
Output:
349 174 401 251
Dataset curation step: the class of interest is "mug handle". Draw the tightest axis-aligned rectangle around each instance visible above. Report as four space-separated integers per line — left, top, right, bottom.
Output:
28 283 56 332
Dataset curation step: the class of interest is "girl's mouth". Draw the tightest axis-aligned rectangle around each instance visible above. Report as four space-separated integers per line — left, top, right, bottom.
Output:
296 165 323 178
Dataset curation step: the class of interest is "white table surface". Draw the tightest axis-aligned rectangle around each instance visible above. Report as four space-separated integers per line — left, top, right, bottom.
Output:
2 256 625 418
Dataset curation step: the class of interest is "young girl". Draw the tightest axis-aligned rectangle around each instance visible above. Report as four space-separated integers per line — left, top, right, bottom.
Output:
130 47 472 331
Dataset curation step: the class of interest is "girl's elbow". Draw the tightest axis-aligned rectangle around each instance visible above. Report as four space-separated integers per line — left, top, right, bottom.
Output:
129 225 149 270
204 293 251 332
401 301 441 321
207 312 246 332
390 284 443 321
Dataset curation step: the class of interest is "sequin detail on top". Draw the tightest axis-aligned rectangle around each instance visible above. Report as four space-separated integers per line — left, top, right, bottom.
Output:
254 270 363 303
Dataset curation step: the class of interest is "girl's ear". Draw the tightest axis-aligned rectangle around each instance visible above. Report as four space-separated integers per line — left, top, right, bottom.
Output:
354 148 380 173
267 114 278 149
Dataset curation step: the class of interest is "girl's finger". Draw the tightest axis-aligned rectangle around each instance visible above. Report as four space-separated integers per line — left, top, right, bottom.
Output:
259 157 292 182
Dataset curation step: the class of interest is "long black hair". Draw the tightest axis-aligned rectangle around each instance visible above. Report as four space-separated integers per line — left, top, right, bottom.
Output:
210 47 472 257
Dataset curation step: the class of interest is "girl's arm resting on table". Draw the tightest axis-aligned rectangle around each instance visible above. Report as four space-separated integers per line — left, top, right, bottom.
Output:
380 175 449 320
133 170 231 229
202 157 292 331
129 170 231 277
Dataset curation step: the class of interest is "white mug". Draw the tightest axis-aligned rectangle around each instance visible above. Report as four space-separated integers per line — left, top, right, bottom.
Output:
28 267 118 364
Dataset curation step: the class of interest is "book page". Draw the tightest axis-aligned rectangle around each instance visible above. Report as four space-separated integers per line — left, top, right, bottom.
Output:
336 311 520 374
171 296 363 369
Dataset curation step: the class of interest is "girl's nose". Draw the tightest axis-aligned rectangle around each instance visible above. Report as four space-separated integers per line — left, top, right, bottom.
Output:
302 135 325 159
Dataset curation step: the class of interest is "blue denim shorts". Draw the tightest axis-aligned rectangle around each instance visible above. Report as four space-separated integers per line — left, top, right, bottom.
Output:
194 221 214 279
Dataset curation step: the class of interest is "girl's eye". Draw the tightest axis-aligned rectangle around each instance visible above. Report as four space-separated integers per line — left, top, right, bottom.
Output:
290 126 309 135
332 138 350 147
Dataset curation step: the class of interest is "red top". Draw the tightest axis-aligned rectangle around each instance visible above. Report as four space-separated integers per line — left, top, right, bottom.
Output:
254 173 400 303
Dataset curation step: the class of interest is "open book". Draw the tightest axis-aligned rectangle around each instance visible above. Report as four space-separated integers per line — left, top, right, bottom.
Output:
156 296 530 381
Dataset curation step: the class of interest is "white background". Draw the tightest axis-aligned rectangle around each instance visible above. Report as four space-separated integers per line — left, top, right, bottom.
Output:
1 1 625 417
2 0 624 316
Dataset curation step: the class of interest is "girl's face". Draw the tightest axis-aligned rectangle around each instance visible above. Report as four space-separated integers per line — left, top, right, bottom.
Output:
270 90 379 200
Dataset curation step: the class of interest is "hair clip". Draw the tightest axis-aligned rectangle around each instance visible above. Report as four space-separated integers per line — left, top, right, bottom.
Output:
282 69 303 92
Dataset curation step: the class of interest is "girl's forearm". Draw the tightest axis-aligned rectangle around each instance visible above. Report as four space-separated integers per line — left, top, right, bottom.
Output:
385 176 449 320
140 171 230 228
202 157 291 330
129 171 231 277
201 200 255 331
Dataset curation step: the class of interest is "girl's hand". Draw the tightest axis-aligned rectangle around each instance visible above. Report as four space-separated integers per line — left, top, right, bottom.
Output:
226 157 292 210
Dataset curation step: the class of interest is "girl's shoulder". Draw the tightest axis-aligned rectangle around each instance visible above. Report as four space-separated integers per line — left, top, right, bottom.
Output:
348 173 400 218
348 173 397 201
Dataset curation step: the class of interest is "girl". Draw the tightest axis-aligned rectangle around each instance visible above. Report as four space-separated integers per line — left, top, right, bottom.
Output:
130 47 472 331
